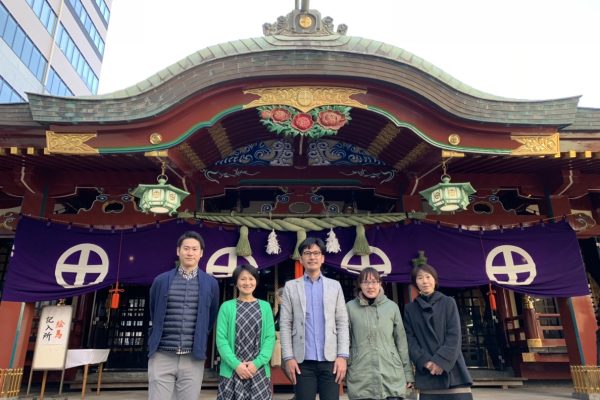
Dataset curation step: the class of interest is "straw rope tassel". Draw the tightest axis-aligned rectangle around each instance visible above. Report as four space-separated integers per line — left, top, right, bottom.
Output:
352 224 371 255
236 225 252 257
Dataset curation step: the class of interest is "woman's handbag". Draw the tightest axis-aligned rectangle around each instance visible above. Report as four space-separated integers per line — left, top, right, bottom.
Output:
271 332 282 367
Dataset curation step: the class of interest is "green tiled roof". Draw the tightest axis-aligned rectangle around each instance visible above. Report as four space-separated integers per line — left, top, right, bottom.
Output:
562 108 600 132
22 34 593 127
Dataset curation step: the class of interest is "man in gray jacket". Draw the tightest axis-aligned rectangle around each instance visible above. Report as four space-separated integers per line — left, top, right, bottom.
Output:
280 237 350 400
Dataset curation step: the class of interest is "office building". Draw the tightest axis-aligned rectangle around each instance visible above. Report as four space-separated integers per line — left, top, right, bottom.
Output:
0 0 111 103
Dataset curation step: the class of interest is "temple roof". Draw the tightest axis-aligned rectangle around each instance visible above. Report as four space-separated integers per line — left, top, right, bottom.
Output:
0 4 598 132
21 32 590 128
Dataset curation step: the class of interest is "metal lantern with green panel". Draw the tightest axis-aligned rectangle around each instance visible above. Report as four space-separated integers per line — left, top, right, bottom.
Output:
132 162 189 215
419 161 476 213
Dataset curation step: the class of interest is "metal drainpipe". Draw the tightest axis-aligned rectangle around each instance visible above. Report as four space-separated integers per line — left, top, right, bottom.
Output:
42 0 66 92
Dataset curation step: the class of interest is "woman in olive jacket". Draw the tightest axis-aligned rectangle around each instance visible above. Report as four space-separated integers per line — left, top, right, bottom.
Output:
403 264 473 400
346 267 414 400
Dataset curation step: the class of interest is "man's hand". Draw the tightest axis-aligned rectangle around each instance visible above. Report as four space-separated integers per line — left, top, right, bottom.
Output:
332 357 347 384
285 359 301 385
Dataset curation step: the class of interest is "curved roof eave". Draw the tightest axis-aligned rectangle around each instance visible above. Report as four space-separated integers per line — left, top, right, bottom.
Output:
26 34 583 126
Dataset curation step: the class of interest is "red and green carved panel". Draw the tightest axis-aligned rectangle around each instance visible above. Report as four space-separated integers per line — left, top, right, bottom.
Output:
257 105 352 138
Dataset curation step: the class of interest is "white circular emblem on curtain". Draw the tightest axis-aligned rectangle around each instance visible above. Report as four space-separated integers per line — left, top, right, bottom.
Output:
340 246 392 276
205 247 258 278
485 245 537 285
55 243 109 288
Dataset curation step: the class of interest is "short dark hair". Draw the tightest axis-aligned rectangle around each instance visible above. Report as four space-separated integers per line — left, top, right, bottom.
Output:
357 267 381 285
232 263 259 285
410 263 439 289
177 231 205 250
298 237 325 254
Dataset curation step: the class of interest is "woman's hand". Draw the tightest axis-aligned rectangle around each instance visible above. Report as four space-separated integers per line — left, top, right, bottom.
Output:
235 362 253 380
244 361 257 376
425 361 444 375
406 382 415 389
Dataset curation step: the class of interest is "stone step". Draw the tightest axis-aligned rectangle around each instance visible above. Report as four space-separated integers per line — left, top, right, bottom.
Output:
69 371 527 391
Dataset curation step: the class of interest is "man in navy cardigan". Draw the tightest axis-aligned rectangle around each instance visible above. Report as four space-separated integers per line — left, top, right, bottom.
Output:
147 231 219 400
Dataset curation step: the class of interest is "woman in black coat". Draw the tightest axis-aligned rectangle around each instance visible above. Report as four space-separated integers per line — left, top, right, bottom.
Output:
403 264 473 400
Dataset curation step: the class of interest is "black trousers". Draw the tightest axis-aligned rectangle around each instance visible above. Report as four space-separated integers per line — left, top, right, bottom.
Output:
294 360 339 400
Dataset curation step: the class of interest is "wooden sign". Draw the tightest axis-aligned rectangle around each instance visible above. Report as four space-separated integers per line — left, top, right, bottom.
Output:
31 305 73 371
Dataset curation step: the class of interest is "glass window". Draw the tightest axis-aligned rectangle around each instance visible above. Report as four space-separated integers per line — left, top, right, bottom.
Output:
21 39 33 65
32 0 43 16
47 12 56 34
31 51 45 81
0 77 25 103
12 29 25 56
1 4 48 85
4 17 16 45
0 84 10 103
26 0 58 34
67 0 105 55
40 4 50 27
53 23 99 93
0 5 8 35
95 0 110 24
48 69 74 97
65 40 74 60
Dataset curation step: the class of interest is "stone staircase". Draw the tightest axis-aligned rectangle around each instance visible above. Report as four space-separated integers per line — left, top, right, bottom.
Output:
68 369 220 390
469 368 527 389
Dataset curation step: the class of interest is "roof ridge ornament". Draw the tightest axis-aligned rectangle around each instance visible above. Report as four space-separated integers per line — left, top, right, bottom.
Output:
263 1 347 37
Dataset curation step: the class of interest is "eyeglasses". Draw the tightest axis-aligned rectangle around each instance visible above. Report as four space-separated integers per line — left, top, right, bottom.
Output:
302 251 322 257
360 281 380 287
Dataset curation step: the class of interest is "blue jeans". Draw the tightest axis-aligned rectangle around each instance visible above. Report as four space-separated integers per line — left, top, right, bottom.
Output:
294 360 339 400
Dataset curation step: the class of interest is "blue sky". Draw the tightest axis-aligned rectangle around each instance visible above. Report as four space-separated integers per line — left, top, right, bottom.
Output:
99 0 600 108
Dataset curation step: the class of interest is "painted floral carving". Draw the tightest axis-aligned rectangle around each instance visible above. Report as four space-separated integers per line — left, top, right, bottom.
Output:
317 110 347 130
291 113 314 132
270 108 291 123
257 105 352 138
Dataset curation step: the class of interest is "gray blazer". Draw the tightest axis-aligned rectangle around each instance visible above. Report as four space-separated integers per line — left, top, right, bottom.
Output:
280 275 350 363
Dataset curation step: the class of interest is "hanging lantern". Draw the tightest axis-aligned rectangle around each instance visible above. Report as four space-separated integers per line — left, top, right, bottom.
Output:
109 282 125 309
419 160 475 213
132 162 189 215
487 282 497 311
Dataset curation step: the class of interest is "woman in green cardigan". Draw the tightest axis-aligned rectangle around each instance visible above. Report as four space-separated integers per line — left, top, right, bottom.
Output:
216 263 276 400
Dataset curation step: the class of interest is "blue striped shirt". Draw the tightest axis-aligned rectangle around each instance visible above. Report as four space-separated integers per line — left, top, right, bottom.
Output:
304 274 325 361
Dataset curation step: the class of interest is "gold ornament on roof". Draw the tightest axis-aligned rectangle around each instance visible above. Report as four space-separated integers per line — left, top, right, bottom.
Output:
298 14 313 28
45 131 98 154
448 134 461 146
149 133 163 144
511 133 560 156
243 87 367 113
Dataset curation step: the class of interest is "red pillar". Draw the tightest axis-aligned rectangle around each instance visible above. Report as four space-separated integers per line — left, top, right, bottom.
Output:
558 297 597 365
0 191 55 368
550 195 597 365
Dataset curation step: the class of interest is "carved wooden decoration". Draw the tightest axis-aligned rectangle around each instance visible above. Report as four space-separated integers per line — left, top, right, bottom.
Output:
243 87 367 113
46 131 98 154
